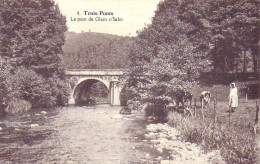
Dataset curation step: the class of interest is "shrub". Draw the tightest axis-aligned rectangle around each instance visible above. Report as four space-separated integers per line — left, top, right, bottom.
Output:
144 103 168 118
0 67 70 114
5 98 32 115
48 75 70 106
14 67 55 108
0 71 8 110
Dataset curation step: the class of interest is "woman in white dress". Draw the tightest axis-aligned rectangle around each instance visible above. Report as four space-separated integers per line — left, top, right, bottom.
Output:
229 82 238 112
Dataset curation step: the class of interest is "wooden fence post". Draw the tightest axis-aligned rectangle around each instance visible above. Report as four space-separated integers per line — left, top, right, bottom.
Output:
214 98 217 123
247 105 251 128
255 101 259 124
212 98 216 135
246 87 249 102
201 98 204 119
229 108 231 126
194 98 196 118
254 101 259 134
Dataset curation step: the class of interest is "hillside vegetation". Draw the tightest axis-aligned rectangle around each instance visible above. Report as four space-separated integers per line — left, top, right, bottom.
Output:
61 32 134 69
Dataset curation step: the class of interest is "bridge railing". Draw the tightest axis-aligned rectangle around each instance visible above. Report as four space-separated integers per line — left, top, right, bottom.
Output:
65 69 126 76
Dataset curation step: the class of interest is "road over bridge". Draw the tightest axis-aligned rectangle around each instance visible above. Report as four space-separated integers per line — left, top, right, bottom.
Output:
65 69 125 106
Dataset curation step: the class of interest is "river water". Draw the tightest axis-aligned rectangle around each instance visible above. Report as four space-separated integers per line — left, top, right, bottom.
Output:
0 105 163 164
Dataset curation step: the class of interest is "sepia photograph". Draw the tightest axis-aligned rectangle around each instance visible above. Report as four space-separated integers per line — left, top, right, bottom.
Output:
0 0 259 163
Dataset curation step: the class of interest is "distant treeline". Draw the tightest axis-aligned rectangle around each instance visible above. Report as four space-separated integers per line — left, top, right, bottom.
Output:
61 32 134 69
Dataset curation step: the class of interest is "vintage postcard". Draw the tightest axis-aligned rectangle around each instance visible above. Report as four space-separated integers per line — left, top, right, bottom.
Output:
0 0 259 163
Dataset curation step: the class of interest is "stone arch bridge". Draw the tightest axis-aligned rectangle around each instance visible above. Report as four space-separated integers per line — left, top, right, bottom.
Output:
66 69 125 106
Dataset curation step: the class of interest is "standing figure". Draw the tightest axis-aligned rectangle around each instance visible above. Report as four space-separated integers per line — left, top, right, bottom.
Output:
229 82 238 112
200 91 211 109
200 91 211 118
200 91 211 117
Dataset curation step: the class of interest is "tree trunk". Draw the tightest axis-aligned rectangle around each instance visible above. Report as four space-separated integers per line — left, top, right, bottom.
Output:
235 56 238 81
252 47 258 77
258 36 260 99
243 50 246 75
252 21 260 78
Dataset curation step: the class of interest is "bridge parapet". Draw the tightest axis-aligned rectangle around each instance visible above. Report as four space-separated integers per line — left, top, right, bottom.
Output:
65 69 125 76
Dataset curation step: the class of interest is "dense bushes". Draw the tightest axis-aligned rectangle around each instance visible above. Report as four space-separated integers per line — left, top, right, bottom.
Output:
0 66 70 114
16 68 69 108
15 68 53 108
0 67 8 115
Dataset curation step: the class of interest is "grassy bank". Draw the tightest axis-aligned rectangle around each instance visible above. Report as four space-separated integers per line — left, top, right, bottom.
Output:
167 83 259 163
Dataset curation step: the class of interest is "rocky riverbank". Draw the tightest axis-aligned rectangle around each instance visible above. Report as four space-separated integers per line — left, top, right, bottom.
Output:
145 123 225 164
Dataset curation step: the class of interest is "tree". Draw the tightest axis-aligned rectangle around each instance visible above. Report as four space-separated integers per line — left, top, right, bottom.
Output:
0 0 69 110
167 0 259 79
207 0 259 77
0 0 67 78
126 0 210 117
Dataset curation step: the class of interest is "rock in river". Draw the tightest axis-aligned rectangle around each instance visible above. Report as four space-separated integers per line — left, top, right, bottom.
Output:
111 115 123 119
119 107 131 115
30 124 39 128
41 111 47 115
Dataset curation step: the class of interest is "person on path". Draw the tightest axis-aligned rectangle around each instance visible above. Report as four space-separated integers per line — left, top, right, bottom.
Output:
229 82 238 112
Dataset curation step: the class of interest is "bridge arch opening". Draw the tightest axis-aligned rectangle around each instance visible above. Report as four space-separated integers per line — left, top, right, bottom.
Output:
73 79 110 106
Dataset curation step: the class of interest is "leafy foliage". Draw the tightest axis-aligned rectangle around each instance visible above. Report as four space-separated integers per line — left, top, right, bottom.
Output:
0 0 67 77
0 0 69 113
207 0 259 75
125 0 259 117
126 0 210 117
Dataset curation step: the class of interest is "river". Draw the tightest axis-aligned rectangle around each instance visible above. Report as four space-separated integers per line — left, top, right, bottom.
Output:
0 105 225 164
0 105 164 164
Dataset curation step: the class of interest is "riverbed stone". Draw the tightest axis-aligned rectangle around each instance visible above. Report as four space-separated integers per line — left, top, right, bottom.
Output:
145 123 225 164
41 111 47 115
157 147 163 153
14 128 22 132
122 117 133 120
0 127 2 131
98 111 107 114
30 124 39 128
158 133 168 138
145 132 158 139
111 115 123 119
160 160 174 164
151 139 159 143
